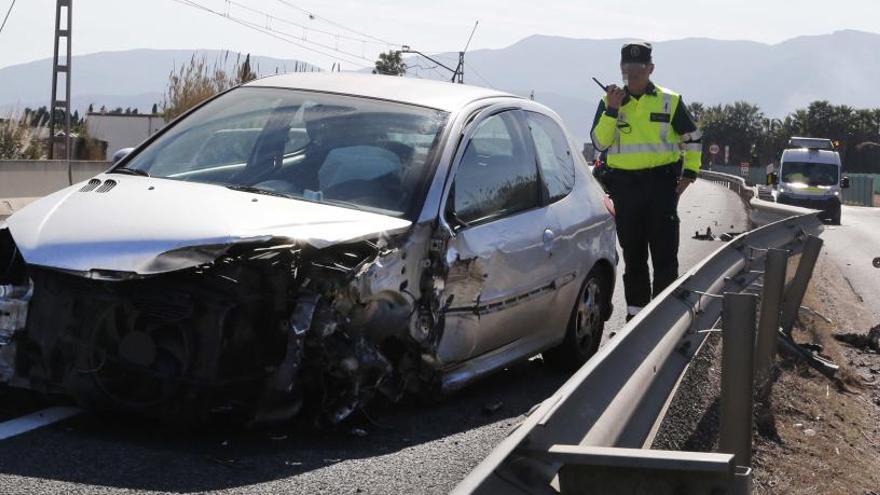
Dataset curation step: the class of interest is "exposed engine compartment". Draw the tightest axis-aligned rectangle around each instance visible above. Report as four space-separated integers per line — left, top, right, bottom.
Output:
0 226 439 424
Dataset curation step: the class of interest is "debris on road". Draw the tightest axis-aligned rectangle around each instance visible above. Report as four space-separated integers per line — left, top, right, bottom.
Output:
206 455 252 470
833 325 880 353
692 227 715 240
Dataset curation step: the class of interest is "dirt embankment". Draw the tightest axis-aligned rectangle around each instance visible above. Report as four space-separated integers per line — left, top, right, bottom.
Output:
752 255 880 494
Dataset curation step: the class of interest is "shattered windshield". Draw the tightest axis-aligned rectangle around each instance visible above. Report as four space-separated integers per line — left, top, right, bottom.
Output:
780 161 839 186
123 87 449 218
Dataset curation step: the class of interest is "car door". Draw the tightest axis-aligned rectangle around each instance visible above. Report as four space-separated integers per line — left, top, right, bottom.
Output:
522 111 584 336
435 109 563 364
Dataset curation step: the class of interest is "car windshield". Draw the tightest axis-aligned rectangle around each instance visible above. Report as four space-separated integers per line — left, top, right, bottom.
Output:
780 161 839 186
122 87 449 218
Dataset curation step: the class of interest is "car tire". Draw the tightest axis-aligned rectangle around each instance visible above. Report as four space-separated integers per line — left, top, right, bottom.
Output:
543 267 608 371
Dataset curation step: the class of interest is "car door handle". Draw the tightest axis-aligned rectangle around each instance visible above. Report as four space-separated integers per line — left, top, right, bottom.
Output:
542 228 555 251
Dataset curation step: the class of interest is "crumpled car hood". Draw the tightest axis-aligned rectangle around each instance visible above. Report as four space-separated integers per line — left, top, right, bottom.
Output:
6 175 411 275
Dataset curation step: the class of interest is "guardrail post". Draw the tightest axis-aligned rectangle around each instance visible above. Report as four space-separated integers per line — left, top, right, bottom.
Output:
754 249 789 395
780 235 823 335
720 292 758 469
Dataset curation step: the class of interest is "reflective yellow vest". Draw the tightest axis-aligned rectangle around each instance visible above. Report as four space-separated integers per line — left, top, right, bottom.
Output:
591 84 701 175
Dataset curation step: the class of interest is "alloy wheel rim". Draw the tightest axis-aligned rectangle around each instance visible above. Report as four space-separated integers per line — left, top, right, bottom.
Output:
575 278 602 353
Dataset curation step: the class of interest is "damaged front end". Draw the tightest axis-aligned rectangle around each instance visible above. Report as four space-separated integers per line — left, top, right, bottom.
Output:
1 227 32 384
1 225 440 424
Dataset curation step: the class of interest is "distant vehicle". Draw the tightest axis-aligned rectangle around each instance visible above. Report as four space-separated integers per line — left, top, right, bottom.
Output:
0 74 617 423
768 137 850 224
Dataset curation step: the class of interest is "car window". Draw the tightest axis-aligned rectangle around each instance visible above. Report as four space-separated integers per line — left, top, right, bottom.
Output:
122 87 449 219
525 111 575 202
451 111 540 225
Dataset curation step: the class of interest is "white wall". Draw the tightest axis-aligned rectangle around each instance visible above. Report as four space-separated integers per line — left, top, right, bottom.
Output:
86 114 164 160
0 160 111 217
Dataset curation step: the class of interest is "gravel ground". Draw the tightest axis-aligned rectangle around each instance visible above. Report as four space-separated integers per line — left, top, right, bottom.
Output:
651 332 722 453
0 180 749 495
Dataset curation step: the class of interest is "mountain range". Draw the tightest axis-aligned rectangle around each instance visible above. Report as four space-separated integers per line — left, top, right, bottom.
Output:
1 30 878 142
408 30 880 140
0 49 316 116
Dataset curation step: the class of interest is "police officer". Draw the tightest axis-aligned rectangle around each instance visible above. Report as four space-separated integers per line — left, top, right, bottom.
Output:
590 41 702 321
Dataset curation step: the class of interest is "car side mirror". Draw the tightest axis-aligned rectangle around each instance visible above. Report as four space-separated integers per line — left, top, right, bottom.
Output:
767 173 778 186
112 147 134 164
840 176 850 189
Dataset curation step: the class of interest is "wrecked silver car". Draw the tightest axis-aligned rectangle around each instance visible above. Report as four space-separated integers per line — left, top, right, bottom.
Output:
0 74 617 422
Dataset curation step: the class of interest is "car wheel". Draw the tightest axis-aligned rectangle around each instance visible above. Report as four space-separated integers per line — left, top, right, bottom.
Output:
543 267 608 371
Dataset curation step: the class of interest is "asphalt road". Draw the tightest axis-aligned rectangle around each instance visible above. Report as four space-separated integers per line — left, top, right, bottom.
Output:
0 180 750 495
816 204 880 323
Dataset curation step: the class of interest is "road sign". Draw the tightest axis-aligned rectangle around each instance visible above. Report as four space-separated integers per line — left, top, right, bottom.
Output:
740 162 750 177
709 144 720 155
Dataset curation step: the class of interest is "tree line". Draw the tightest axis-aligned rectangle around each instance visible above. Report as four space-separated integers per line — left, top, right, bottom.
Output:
691 100 880 174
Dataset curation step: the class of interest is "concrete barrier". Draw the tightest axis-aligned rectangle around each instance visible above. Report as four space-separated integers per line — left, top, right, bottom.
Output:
0 160 111 215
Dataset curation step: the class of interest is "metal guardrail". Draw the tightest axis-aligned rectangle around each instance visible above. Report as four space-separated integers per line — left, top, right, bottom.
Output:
703 166 876 208
704 164 767 187
699 170 821 227
455 173 824 495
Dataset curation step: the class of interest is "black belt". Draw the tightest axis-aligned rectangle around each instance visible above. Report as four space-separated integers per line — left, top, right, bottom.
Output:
608 160 681 177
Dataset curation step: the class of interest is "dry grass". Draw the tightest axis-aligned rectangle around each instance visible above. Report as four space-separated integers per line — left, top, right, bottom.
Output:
752 256 880 494
161 53 258 122
0 112 44 160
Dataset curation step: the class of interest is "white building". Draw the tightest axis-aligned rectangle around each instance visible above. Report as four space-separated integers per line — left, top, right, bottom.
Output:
85 113 165 160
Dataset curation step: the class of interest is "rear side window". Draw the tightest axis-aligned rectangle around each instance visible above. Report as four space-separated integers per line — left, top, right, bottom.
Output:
451 111 539 225
525 112 575 202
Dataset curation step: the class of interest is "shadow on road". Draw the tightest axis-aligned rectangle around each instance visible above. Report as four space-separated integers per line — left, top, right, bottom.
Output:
0 358 569 493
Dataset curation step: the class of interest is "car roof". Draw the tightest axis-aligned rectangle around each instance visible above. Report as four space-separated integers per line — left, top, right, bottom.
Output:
781 148 841 165
245 72 519 112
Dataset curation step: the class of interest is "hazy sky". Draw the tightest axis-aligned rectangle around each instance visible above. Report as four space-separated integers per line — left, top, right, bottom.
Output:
1 0 878 70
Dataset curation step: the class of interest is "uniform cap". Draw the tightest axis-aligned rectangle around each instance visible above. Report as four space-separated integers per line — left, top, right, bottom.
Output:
621 41 652 64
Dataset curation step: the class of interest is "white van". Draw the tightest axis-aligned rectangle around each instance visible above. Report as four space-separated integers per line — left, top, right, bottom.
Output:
769 137 850 224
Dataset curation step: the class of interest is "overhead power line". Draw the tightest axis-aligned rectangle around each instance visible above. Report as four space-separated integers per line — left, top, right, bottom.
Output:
0 0 17 36
222 0 376 62
273 0 399 47
169 0 370 68
227 0 389 48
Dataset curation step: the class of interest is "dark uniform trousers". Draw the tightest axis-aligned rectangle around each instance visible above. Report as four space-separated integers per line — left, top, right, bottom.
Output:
606 161 681 309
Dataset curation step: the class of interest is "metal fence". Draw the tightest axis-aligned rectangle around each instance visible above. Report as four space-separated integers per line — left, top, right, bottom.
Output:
455 177 824 494
841 174 876 207
849 173 880 194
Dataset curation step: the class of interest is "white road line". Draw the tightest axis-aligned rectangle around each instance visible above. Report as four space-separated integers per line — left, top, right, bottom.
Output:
0 407 81 441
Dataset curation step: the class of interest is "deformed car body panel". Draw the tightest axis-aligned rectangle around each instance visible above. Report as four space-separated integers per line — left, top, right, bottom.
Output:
1 75 618 424
6 174 412 275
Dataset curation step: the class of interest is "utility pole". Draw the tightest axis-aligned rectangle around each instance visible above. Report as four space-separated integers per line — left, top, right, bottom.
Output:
401 21 477 85
49 0 72 169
